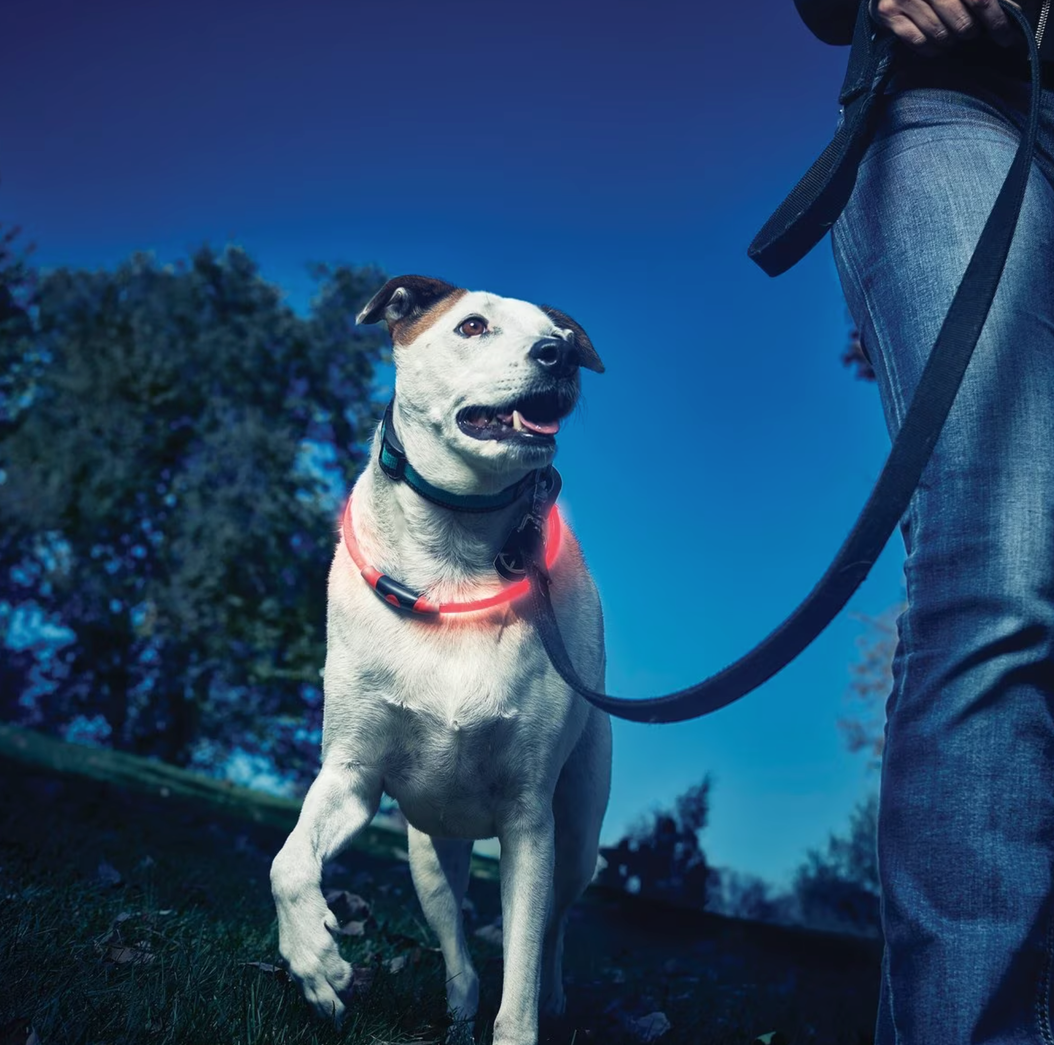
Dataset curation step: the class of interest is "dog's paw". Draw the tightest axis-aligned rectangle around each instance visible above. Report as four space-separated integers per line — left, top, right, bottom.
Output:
304 966 353 1026
294 950 354 1025
447 967 480 1023
276 903 355 1024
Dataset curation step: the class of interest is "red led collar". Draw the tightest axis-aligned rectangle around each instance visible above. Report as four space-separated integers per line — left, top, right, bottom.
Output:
342 497 562 615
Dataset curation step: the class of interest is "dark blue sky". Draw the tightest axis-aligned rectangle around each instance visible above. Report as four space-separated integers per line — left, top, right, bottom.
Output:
2 0 901 885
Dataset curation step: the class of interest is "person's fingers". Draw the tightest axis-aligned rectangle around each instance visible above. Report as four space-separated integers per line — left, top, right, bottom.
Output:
871 0 1023 54
930 0 984 41
963 0 1020 47
871 0 957 54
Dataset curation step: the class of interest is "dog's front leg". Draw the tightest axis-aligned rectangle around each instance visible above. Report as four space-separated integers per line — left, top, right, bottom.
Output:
270 758 382 1024
493 811 556 1045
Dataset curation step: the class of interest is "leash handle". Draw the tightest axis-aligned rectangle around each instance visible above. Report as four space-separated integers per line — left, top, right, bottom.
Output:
533 1 1042 723
748 0 896 276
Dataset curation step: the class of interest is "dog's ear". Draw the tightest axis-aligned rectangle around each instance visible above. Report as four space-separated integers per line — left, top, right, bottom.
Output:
539 305 605 374
356 276 463 338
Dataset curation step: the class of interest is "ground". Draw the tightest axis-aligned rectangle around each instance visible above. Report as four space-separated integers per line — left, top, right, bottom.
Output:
0 755 880 1045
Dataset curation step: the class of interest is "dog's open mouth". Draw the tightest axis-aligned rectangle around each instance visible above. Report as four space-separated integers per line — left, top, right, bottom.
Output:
456 388 573 443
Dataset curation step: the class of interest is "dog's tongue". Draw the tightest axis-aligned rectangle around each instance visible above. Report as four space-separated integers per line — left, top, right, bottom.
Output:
499 409 560 435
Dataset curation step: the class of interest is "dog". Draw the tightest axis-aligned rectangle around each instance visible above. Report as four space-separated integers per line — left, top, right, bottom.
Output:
270 275 612 1045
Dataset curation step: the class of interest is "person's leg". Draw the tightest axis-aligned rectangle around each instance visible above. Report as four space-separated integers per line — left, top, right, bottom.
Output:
833 74 1054 1044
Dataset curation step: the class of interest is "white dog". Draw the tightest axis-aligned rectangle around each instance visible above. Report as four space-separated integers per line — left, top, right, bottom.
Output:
270 275 612 1045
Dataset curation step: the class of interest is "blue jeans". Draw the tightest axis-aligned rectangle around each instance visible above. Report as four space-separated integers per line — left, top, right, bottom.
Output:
832 62 1054 1044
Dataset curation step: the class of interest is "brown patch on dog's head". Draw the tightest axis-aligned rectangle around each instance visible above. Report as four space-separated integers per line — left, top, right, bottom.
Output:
539 305 604 373
356 275 466 345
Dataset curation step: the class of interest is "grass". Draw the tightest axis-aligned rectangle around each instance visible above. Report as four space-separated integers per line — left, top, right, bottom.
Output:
0 747 881 1045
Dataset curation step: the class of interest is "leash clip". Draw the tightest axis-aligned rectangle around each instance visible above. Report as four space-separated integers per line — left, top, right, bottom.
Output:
495 512 547 581
494 467 562 581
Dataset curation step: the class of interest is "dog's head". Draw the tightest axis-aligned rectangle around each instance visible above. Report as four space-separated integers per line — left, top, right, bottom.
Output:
357 275 603 480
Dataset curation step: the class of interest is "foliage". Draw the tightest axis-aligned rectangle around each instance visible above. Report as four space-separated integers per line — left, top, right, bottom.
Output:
598 776 711 908
840 605 902 772
706 868 797 926
841 312 876 382
0 225 388 777
0 225 38 436
792 793 880 937
777 602 898 938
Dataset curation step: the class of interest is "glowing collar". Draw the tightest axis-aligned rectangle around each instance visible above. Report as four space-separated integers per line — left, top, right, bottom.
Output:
342 496 562 615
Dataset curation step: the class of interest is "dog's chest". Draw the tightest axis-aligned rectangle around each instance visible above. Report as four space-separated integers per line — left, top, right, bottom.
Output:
383 704 541 838
328 602 570 838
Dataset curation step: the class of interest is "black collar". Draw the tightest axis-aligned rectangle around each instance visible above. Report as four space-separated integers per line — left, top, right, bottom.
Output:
378 399 549 513
376 399 562 579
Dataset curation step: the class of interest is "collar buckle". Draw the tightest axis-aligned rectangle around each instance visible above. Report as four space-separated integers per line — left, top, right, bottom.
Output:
379 441 406 481
379 402 407 481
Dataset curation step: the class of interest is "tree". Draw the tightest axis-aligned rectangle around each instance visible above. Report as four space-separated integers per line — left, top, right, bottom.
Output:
0 229 388 779
792 793 881 937
784 603 902 936
839 604 902 771
0 226 37 436
0 227 38 713
598 776 712 908
706 868 797 924
841 310 876 383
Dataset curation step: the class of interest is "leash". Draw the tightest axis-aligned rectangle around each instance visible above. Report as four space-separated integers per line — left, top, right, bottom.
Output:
525 0 1044 723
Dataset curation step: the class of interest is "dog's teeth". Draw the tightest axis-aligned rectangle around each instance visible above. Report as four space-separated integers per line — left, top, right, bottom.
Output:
512 410 524 431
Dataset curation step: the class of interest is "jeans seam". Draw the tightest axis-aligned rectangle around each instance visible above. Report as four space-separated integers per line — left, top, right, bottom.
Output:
1037 895 1054 1044
885 945 901 1045
882 540 910 1045
831 209 910 440
830 220 909 1045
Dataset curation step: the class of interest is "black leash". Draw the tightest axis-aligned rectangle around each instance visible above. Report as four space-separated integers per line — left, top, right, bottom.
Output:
527 0 1043 723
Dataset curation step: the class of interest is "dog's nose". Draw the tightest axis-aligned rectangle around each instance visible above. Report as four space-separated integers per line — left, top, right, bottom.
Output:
529 337 579 378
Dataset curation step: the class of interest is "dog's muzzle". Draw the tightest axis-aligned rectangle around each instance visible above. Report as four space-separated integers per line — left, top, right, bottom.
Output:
530 337 579 380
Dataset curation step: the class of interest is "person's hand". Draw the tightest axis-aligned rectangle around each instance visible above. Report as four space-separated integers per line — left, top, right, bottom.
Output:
869 0 1023 56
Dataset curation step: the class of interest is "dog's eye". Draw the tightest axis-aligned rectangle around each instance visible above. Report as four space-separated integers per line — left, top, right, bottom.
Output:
457 316 488 338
